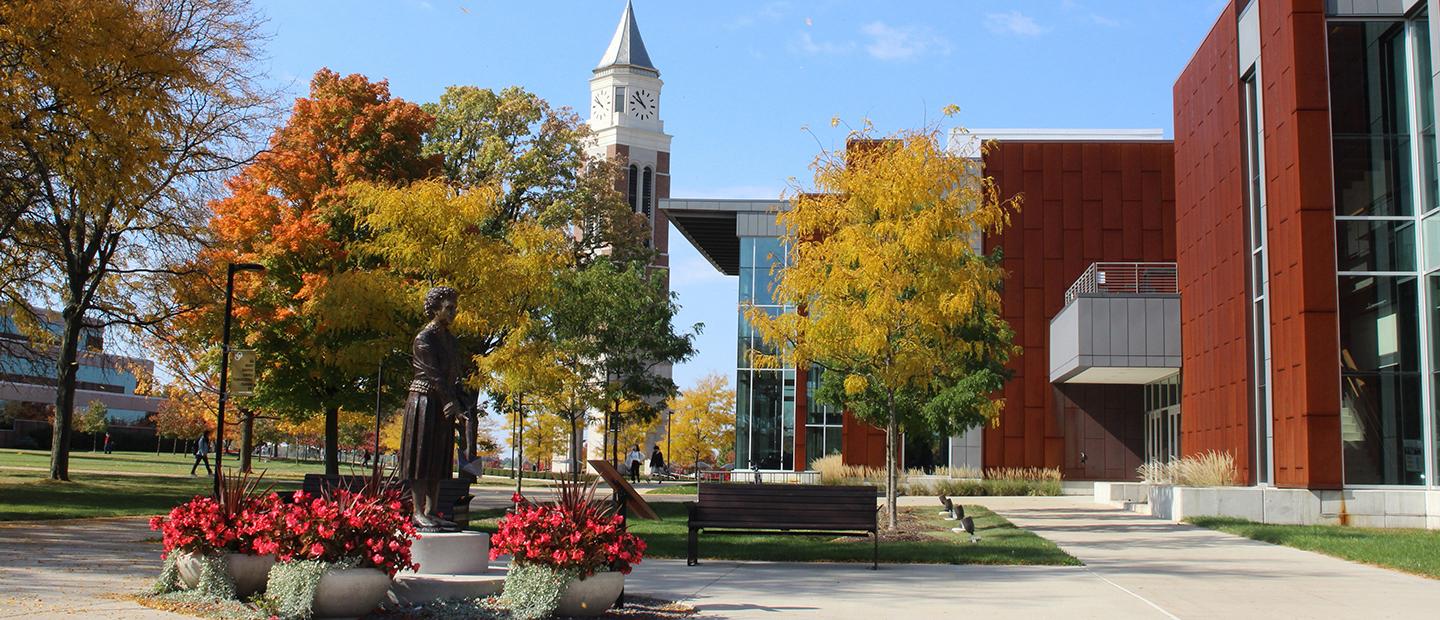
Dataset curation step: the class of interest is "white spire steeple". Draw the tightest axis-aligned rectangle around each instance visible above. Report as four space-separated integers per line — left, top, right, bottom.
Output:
596 0 657 75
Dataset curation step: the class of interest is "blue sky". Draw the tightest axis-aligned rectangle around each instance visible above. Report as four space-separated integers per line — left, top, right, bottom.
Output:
252 0 1226 391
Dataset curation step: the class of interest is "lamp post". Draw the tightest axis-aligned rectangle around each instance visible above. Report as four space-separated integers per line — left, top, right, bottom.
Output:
513 393 526 506
372 353 385 478
214 262 265 498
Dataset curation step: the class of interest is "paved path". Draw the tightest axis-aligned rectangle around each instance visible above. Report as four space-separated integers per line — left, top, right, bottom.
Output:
0 517 185 619
4 496 1438 618
960 496 1440 619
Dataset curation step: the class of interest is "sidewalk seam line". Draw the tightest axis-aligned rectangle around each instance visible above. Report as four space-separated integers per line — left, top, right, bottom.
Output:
1085 567 1180 620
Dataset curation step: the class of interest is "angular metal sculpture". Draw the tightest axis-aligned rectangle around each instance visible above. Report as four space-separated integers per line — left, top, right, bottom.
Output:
399 286 468 532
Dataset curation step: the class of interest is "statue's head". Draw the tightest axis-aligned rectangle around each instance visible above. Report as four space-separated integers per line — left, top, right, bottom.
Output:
424 286 459 326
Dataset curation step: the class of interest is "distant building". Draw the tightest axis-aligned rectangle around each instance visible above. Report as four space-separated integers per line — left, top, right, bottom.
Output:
0 308 167 446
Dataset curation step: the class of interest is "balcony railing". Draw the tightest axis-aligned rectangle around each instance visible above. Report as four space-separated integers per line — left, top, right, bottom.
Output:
1063 262 1178 307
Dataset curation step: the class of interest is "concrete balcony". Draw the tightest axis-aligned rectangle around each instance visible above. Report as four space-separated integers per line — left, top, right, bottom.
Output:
1049 262 1180 384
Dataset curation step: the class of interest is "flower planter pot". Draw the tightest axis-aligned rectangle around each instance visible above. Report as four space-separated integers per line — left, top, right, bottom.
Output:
555 572 624 617
311 567 391 619
177 552 277 598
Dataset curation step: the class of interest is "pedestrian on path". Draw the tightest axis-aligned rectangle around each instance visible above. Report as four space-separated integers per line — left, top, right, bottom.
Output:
649 444 666 483
190 432 212 476
102 432 112 454
626 444 644 484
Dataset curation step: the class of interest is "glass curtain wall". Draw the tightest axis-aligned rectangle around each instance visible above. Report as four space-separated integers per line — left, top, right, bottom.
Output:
804 366 843 469
1143 374 1181 464
735 236 795 470
1328 15 1434 486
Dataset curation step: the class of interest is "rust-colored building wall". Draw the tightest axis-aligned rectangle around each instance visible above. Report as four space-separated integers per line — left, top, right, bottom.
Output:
841 411 889 468
1172 2 1256 483
981 140 1176 478
1257 0 1342 489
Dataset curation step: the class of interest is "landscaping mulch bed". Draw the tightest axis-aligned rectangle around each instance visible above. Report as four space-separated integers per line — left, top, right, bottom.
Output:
130 592 700 619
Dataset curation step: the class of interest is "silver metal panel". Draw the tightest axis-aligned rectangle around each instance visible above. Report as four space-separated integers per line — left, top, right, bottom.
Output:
1127 299 1145 359
1164 297 1181 356
1091 298 1110 356
1109 298 1129 355
1238 0 1261 73
1145 298 1165 356
1330 0 1406 14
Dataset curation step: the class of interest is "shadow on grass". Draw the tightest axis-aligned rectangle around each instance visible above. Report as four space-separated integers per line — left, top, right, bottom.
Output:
470 502 1079 567
0 471 301 521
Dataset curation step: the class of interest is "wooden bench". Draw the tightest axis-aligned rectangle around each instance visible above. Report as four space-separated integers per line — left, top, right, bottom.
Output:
299 474 474 527
686 482 879 569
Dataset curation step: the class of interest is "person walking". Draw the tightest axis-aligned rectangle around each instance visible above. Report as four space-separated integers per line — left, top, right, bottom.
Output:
626 444 644 484
102 432 112 454
649 444 666 483
190 432 212 476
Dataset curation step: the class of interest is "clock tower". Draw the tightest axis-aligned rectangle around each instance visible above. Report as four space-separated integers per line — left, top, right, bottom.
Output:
588 0 671 273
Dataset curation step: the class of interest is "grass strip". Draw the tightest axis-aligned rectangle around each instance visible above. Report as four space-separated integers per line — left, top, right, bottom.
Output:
1187 516 1440 580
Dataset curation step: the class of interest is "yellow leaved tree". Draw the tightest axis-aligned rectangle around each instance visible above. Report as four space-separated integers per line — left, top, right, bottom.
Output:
666 373 736 474
748 118 1020 530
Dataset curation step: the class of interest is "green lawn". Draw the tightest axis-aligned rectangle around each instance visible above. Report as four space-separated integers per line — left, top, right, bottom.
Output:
0 469 300 521
1188 516 1440 579
645 483 697 495
470 502 1078 566
0 448 340 479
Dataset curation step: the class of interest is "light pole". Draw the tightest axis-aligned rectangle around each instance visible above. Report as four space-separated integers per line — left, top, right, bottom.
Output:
372 353 385 478
214 262 264 498
513 393 526 506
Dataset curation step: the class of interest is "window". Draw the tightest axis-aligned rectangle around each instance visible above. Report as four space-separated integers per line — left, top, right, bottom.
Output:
1242 70 1274 484
626 164 638 213
735 236 795 471
641 167 653 248
1329 14 1435 486
614 86 625 115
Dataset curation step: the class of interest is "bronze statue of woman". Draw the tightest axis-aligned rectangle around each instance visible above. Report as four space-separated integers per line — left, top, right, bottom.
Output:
400 286 467 531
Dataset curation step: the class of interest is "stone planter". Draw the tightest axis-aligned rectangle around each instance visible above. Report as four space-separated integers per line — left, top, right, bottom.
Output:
177 552 277 598
311 567 391 619
555 571 624 617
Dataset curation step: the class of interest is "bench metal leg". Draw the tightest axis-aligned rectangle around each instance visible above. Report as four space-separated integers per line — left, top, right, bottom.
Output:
688 527 699 566
872 532 878 570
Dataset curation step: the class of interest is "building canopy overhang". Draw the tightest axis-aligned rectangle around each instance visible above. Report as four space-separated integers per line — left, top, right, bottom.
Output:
659 198 787 276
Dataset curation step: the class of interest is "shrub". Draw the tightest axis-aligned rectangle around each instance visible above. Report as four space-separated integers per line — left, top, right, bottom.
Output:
255 489 417 576
1137 451 1238 487
490 480 646 578
149 470 273 558
984 467 1061 482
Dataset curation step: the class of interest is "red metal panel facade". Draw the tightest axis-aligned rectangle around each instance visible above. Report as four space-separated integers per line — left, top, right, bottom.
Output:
1257 0 1342 489
1172 2 1255 483
982 140 1176 478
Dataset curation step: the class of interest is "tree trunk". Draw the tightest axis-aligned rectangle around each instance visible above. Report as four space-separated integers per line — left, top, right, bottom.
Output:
49 304 85 481
884 391 899 531
239 410 253 473
324 405 339 476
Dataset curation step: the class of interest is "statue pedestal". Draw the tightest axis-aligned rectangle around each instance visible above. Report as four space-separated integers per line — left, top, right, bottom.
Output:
390 531 505 604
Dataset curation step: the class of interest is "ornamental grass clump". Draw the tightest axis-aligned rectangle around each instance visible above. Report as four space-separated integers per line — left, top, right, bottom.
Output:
1137 451 1239 487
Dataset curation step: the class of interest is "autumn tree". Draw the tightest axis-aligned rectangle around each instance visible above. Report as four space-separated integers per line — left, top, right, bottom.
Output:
175 70 436 476
73 400 109 452
483 259 696 479
748 121 1020 530
509 408 568 470
153 388 213 454
1 0 269 480
422 86 650 266
666 373 736 474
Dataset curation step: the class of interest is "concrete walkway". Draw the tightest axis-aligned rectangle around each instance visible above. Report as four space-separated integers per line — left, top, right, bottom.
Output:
3 496 1438 618
0 517 185 619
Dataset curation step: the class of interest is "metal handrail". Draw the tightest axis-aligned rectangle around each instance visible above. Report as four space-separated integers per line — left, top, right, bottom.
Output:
1063 262 1178 307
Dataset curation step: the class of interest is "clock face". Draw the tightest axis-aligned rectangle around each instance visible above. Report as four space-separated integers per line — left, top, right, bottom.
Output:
591 92 608 120
629 89 657 120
